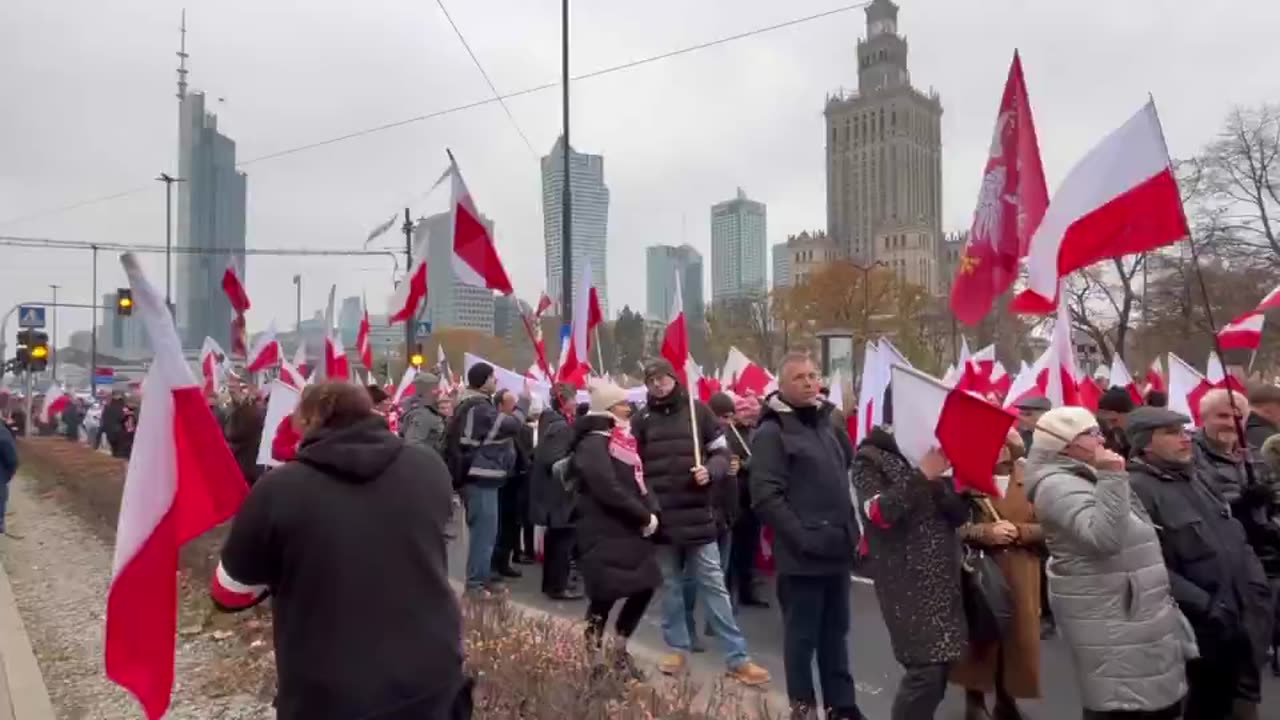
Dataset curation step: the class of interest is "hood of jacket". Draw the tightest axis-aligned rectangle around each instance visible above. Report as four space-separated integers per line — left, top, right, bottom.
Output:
761 392 834 427
571 411 616 449
297 416 404 483
1024 451 1098 500
457 387 492 406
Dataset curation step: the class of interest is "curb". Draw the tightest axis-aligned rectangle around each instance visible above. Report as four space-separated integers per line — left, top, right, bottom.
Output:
0 552 55 720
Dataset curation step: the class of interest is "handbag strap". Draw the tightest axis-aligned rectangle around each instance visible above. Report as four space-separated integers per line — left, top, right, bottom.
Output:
979 496 1002 522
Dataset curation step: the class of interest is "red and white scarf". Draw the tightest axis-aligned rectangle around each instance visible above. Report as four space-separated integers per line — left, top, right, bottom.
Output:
607 424 646 494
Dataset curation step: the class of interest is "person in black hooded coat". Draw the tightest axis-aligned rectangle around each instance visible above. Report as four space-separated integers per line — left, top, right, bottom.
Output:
573 380 661 676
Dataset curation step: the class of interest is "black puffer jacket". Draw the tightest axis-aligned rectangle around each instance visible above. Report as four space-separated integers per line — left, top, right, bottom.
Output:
572 413 661 601
218 417 465 720
750 394 857 576
632 387 729 547
529 408 575 528
1193 431 1280 577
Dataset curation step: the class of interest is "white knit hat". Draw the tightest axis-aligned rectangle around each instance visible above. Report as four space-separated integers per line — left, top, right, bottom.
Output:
588 378 629 413
1032 406 1098 453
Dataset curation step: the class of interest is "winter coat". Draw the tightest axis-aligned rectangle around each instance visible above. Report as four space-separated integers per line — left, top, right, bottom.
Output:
851 429 968 666
225 401 266 486
750 395 858 577
632 387 730 547
1024 453 1195 713
1128 457 1273 685
711 422 743 535
530 409 576 528
571 413 661 601
950 460 1044 699
0 423 17 485
1192 432 1280 578
101 398 125 443
1245 412 1278 452
444 389 501 488
400 396 447 456
217 417 464 720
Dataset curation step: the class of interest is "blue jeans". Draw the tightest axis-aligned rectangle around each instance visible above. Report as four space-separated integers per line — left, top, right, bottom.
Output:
659 541 749 669
684 531 731 633
463 485 499 590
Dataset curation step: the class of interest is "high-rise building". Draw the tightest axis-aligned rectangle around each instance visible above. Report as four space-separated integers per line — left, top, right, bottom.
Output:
646 245 703 327
98 292 151 361
175 89 248 350
542 136 610 318
419 211 496 334
824 0 943 294
771 244 792 289
338 296 363 347
711 188 767 304
784 230 839 287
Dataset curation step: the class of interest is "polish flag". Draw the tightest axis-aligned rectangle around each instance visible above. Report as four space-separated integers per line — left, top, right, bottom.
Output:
558 262 597 385
391 366 419 406
388 255 428 326
1216 311 1265 351
39 383 70 424
323 285 350 380
106 253 248 719
1002 361 1039 409
356 303 374 371
230 313 247 359
1166 353 1203 423
888 364 1017 498
246 324 281 374
720 347 774 398
951 51 1049 325
441 153 513 295
1038 294 1082 407
535 291 553 318
1144 356 1166 395
220 261 251 314
279 359 308 391
199 337 227 398
1013 101 1189 313
291 342 309 379
1109 355 1143 406
1078 376 1103 413
1255 285 1280 313
990 361 1012 399
855 341 882 445
660 270 697 388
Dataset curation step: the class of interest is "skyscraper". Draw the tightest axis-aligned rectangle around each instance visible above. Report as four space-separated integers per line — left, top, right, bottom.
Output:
711 188 767 304
824 0 943 294
338 295 363 347
771 243 791 289
646 245 703 326
419 211 496 334
542 136 610 318
98 293 151 361
175 86 247 350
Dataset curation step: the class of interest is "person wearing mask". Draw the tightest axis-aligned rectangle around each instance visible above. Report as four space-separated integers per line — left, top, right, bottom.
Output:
1127 406 1272 719
1245 384 1280 451
1096 387 1136 458
951 432 1043 720
752 353 865 720
634 359 770 686
682 391 741 651
211 381 469 720
573 379 661 679
1013 396 1051 450
1025 407 1195 719
726 393 769 609
0 419 17 537
492 389 530 580
852 393 967 720
531 383 584 600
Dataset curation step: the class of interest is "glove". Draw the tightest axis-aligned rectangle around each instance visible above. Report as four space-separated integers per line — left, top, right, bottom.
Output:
642 514 659 538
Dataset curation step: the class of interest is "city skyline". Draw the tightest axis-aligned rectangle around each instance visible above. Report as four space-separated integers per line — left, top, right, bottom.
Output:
3 1 1276 347
710 188 767 304
646 244 704 326
542 136 610 319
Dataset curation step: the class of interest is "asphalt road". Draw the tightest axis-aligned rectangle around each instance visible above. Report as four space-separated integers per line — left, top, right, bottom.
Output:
447 534 1280 719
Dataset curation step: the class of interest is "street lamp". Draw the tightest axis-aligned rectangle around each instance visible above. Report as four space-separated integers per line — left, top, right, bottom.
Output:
850 260 887 341
48 284 59 381
156 173 186 311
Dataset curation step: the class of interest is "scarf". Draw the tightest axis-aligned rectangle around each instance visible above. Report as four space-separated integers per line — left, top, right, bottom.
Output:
607 423 647 494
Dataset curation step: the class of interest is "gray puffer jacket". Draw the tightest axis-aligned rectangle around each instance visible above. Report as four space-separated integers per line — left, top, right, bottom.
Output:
1025 452 1197 713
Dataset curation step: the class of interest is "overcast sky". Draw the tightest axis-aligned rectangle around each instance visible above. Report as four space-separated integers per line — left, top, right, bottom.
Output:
3 0 1280 347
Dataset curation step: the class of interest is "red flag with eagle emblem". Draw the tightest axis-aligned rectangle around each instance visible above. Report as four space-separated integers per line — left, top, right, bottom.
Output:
950 52 1048 325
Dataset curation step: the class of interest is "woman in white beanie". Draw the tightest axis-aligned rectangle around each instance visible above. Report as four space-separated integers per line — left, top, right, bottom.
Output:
572 379 662 678
1023 407 1196 719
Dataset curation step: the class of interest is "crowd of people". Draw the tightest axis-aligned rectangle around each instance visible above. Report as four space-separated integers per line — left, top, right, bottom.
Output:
7 349 1280 720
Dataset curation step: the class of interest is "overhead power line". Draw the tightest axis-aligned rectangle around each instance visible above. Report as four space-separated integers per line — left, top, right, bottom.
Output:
0 235 401 269
1 2 868 227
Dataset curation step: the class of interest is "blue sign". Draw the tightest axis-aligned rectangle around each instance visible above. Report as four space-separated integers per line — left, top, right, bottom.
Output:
416 320 432 336
17 306 46 328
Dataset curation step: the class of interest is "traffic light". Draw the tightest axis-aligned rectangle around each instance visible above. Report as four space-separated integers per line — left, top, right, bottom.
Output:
27 331 49 372
14 330 30 369
409 344 425 369
116 288 133 316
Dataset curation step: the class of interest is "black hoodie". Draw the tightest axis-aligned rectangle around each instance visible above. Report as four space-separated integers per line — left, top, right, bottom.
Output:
218 417 465 720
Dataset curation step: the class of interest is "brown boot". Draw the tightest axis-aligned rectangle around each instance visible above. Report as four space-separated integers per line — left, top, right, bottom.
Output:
726 660 771 686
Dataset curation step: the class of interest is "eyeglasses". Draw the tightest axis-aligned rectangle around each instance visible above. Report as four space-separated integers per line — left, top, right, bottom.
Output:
1079 427 1104 439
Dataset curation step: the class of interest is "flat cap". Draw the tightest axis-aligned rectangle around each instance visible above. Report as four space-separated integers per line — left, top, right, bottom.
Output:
1125 406 1190 453
1014 395 1051 411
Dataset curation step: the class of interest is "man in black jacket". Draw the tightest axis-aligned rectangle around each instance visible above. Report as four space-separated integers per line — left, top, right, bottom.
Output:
530 383 583 600
633 359 770 686
445 362 505 593
1128 406 1273 720
751 352 865 720
1246 383 1280 451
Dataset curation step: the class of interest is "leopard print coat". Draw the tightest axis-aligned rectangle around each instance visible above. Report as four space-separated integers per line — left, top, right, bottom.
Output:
852 436 969 666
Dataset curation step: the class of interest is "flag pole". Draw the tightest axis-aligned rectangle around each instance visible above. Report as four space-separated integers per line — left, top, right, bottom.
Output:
593 326 605 376
687 376 702 467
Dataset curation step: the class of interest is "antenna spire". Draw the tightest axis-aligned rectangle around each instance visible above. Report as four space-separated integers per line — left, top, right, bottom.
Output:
176 9 189 100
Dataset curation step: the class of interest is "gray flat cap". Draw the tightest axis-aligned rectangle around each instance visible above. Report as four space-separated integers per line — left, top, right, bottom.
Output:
1014 395 1051 411
1126 406 1190 452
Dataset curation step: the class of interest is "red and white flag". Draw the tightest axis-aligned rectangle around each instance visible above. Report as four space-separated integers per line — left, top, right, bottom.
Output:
246 324 280 374
440 154 514 295
323 285 350 380
391 366 419 406
1144 356 1166 395
106 253 248 719
199 337 228 398
660 270 697 388
951 51 1048 325
220 261 251 314
388 253 428 326
1109 354 1143 406
1078 376 1103 413
356 302 374 371
887 364 1017 498
535 291 553 318
38 382 69 424
1255 285 1280 313
1038 293 1082 407
720 346 774 398
855 341 883 445
1166 352 1203 423
557 262 599 385
1013 101 1189 313
230 313 247 359
291 342 309 379
1216 311 1265 351
1002 361 1039 409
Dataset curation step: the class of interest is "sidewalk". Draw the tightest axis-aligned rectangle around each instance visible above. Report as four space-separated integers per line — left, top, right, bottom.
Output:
0 546 55 720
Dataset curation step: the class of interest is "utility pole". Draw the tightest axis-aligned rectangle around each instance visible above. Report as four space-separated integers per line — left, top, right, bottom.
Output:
402 208 415 359
560 0 573 329
49 284 59 382
90 246 98 397
156 173 185 313
293 274 302 334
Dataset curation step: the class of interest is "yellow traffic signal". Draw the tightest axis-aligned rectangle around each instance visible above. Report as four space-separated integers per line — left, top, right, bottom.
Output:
409 343 425 368
29 345 48 360
117 288 133 316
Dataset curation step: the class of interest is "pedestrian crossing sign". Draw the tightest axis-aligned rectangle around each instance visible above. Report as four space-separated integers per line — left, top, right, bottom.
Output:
17 305 46 328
